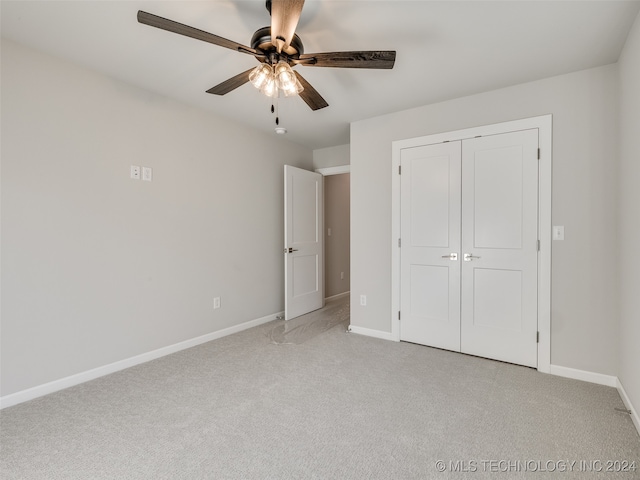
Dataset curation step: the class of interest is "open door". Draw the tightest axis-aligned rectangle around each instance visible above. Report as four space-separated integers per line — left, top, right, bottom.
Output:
284 165 324 320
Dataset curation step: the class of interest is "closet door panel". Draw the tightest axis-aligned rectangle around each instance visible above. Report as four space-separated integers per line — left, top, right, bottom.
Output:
460 130 539 368
399 142 461 352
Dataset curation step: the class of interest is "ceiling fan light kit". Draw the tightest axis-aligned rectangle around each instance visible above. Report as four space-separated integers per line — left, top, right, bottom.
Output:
249 61 303 98
137 0 396 128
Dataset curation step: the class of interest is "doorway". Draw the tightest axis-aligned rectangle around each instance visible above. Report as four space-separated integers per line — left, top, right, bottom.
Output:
323 172 350 299
317 165 351 301
284 165 351 321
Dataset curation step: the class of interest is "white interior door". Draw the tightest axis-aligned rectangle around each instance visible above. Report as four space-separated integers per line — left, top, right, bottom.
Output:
399 129 539 367
399 143 461 351
284 165 324 320
460 130 539 367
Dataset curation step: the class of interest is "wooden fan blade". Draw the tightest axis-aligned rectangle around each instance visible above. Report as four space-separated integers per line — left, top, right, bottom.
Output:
297 51 396 69
270 0 305 53
206 68 255 95
137 11 259 56
295 71 328 111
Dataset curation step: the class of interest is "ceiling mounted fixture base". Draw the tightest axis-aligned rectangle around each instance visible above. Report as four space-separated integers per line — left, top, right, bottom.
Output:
251 27 304 58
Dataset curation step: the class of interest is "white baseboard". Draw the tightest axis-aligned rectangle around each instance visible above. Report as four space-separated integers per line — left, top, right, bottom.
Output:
325 291 350 302
0 311 282 410
549 364 618 387
617 378 640 437
347 325 397 342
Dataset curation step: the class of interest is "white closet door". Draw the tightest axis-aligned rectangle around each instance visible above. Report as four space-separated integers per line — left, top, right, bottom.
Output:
460 130 539 367
399 129 539 368
399 142 462 351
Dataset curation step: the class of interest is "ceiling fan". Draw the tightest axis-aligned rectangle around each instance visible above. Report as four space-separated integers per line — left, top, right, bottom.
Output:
137 0 396 112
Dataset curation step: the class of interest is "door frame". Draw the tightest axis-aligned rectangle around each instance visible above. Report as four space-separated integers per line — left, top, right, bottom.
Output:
316 165 350 176
391 115 552 373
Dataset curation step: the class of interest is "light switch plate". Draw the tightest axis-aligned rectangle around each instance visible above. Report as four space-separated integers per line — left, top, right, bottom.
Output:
142 167 153 182
553 226 565 241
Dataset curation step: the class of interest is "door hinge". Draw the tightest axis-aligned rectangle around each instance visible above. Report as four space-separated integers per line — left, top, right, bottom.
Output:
398 311 401 320
399 165 402 175
537 148 541 160
537 239 541 251
536 331 540 343
398 238 401 248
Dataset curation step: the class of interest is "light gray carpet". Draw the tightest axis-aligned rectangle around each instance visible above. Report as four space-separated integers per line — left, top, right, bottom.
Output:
1 296 639 479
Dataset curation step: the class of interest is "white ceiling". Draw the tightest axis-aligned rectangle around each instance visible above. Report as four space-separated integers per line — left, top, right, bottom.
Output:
2 0 639 150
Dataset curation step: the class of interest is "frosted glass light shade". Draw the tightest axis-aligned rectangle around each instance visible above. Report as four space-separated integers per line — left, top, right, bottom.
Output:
260 76 277 98
249 64 273 90
275 61 303 97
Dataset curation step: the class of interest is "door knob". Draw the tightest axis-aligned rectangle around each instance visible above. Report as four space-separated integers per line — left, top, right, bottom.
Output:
441 253 458 260
463 253 481 261
284 247 299 253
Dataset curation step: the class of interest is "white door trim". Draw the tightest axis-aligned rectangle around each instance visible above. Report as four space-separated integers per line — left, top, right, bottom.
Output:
391 115 552 373
315 165 350 176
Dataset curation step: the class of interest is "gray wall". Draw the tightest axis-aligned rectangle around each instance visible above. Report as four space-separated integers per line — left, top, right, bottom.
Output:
618 14 640 422
0 40 312 397
313 144 350 169
351 64 620 376
324 174 350 298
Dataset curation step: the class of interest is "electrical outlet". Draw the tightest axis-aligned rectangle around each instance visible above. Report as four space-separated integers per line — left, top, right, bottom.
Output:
341 272 344 280
360 295 367 306
213 297 221 309
130 165 140 180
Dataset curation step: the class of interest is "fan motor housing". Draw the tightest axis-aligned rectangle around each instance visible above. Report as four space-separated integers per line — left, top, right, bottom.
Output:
251 26 304 60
